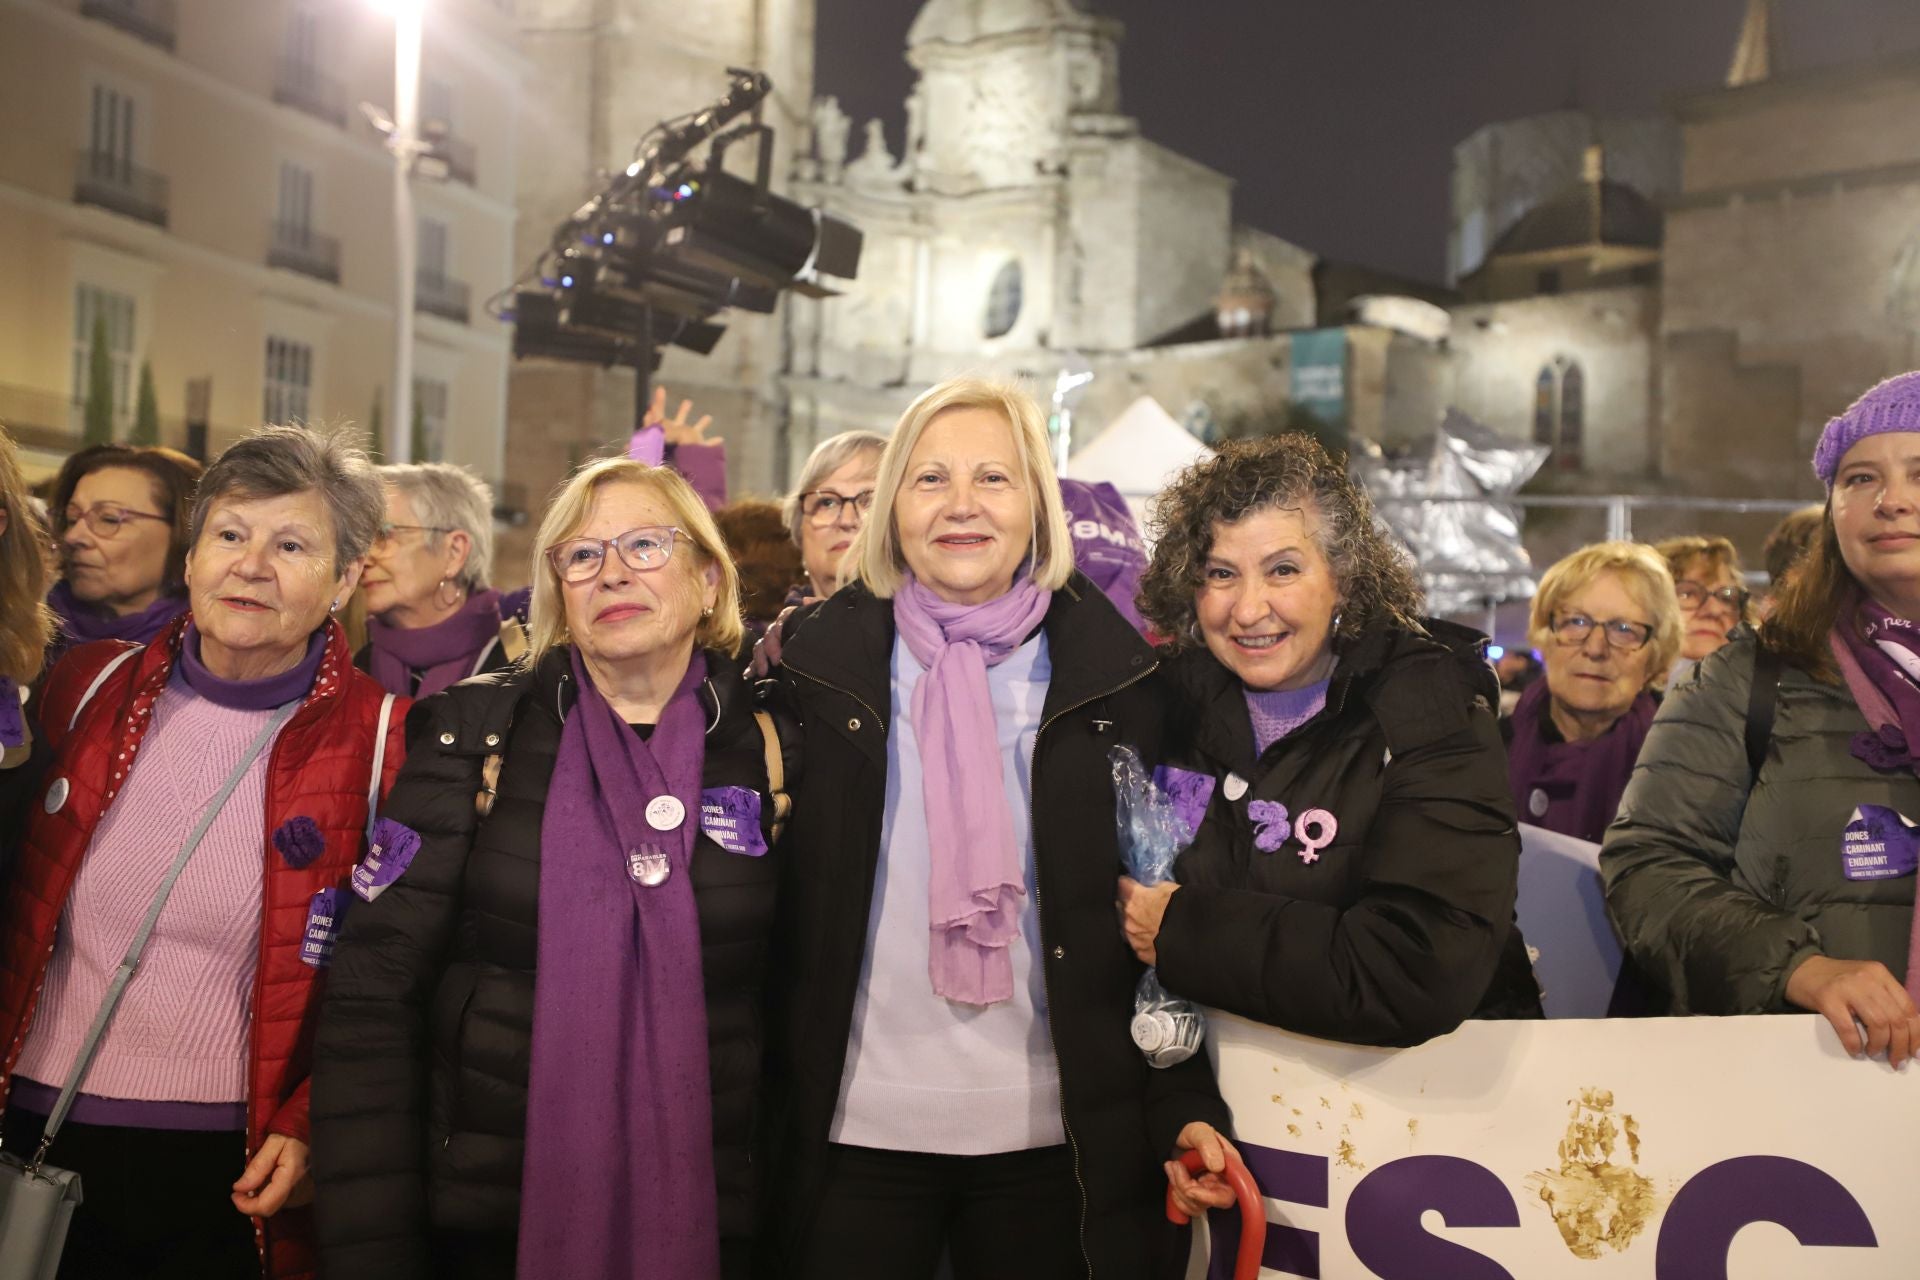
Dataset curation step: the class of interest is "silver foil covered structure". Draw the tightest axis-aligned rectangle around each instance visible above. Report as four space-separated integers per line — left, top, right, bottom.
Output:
1352 410 1548 617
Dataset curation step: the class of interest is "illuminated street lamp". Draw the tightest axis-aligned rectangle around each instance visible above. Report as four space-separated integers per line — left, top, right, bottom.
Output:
362 0 424 463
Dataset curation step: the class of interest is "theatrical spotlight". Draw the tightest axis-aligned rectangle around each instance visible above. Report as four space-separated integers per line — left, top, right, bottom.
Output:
495 67 863 439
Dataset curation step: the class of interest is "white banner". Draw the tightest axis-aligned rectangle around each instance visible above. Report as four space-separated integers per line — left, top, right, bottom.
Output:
1191 1011 1919 1279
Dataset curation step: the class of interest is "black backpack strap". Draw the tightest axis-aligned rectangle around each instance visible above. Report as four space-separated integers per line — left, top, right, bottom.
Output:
1744 643 1783 779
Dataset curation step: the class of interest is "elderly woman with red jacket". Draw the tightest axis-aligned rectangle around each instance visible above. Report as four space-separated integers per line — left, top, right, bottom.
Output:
0 425 406 1280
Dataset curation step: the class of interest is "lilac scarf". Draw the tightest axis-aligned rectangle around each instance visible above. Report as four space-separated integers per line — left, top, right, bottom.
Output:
892 573 1051 1006
518 648 718 1280
364 588 503 698
1827 598 1920 1006
46 580 187 663
1505 676 1657 845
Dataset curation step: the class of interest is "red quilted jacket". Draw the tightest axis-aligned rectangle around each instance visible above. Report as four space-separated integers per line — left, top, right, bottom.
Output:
0 616 408 1280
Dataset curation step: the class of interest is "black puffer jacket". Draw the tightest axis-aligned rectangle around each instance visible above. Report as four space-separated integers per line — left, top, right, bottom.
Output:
310 648 789 1278
761 575 1229 1280
1155 621 1541 1044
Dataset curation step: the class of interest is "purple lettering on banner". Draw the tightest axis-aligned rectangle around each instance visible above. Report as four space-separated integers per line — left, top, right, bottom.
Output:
1207 1143 1327 1280
1345 1156 1520 1280
1841 805 1920 881
1152 765 1216 845
1655 1156 1877 1279
700 786 767 857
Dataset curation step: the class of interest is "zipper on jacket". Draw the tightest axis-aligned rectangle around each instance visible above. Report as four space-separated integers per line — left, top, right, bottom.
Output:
1027 658 1158 1280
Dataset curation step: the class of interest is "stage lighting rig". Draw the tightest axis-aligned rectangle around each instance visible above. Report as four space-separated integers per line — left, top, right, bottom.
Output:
503 68 863 443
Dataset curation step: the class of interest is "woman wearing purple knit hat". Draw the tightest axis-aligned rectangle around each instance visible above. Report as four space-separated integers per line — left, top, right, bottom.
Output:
1603 371 1920 1064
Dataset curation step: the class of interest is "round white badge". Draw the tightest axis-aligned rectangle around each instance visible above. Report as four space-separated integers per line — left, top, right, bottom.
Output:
1528 788 1549 819
1223 773 1249 802
645 795 686 831
43 777 69 815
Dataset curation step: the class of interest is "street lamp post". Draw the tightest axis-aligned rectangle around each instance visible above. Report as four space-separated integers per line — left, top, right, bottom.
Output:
387 0 421 464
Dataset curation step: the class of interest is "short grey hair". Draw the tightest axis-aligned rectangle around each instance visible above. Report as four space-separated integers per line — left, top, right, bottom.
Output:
378 462 495 590
782 429 888 546
191 424 384 572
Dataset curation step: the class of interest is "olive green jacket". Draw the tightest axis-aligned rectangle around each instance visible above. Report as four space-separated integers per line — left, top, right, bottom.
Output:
1600 629 1920 1014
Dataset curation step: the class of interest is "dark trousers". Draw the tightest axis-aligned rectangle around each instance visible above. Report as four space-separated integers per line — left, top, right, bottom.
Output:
792 1143 1082 1280
1 1107 258 1280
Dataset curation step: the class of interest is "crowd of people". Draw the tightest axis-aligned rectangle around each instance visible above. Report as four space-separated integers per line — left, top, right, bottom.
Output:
0 366 1915 1280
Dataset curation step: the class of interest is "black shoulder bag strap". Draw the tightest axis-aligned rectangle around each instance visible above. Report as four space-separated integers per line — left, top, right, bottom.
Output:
1744 643 1784 780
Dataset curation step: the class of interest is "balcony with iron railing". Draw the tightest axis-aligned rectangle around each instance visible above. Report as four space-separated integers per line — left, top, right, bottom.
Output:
73 150 169 228
273 58 348 128
419 124 477 187
267 222 341 284
80 0 176 50
415 271 470 324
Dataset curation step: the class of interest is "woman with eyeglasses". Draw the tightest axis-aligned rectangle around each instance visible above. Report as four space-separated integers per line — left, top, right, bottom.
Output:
1606 374 1920 1066
45 444 203 666
354 463 525 698
313 459 788 1280
1503 542 1682 844
1654 534 1755 686
783 430 889 601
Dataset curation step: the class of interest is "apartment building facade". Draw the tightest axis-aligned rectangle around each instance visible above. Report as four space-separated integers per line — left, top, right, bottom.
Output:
0 0 522 494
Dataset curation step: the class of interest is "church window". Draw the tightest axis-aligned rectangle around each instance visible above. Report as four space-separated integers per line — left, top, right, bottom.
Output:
984 258 1023 339
1533 358 1585 471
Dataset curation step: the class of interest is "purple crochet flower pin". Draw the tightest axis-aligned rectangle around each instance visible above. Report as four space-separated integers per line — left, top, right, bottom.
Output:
273 816 326 870
1853 724 1911 772
1248 800 1291 853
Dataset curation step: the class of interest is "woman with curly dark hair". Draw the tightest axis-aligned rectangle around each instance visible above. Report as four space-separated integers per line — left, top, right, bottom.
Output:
1117 432 1540 1045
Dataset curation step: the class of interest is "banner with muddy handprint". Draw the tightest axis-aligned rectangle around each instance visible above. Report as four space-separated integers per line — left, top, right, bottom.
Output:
1190 1010 1914 1279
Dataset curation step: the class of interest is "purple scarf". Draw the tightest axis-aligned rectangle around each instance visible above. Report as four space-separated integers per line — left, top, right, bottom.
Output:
1828 600 1920 1007
364 588 504 698
178 621 327 709
1505 676 1657 844
518 647 717 1280
46 580 187 663
892 573 1051 1006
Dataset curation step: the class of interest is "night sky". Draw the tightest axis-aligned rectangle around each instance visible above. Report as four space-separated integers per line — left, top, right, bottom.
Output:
814 0 1920 285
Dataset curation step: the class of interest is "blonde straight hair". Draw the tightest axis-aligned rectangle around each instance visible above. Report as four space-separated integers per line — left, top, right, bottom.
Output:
527 457 744 662
851 376 1074 599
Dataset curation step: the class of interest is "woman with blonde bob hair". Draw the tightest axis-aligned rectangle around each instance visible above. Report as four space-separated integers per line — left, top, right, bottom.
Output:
760 376 1234 1280
315 458 786 1280
1505 541 1680 844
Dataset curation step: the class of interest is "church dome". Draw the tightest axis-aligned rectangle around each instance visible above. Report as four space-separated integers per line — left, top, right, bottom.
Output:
1492 178 1663 257
907 0 1093 46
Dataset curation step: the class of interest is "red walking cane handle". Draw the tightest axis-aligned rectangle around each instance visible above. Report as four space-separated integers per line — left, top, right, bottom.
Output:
1166 1146 1266 1280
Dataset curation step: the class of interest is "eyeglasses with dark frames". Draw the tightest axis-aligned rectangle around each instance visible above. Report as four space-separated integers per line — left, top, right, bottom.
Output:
799 489 876 526
62 501 169 540
1675 581 1749 613
1551 613 1655 652
546 526 690 583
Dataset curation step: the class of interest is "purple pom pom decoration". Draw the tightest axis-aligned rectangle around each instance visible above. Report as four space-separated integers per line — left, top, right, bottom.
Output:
273 816 326 869
1852 725 1911 773
1248 799 1291 853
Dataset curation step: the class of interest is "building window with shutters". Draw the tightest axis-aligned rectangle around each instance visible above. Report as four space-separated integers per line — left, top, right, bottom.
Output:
412 377 448 461
264 336 313 424
72 284 136 425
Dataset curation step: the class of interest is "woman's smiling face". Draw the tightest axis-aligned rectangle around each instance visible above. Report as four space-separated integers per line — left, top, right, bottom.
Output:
1194 502 1341 692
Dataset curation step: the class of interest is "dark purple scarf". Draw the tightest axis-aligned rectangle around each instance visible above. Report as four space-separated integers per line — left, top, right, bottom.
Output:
364 588 503 698
178 621 326 709
1505 676 1657 844
46 580 187 664
518 646 718 1280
